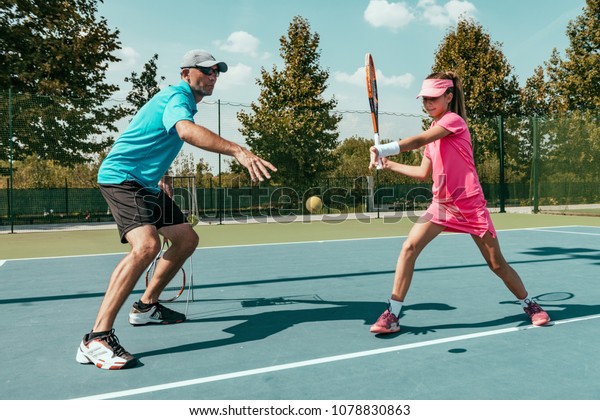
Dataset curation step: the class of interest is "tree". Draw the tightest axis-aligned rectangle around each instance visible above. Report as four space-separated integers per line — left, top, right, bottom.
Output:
124 53 165 114
521 66 551 117
545 0 600 187
330 136 372 179
9 154 102 188
0 0 127 165
521 0 600 194
431 17 521 169
433 18 521 119
331 136 422 184
237 16 341 191
194 158 216 188
171 151 197 177
544 0 600 114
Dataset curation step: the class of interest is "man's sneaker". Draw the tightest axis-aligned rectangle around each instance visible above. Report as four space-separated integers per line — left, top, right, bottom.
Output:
370 309 401 334
76 329 137 370
523 299 551 326
129 301 186 326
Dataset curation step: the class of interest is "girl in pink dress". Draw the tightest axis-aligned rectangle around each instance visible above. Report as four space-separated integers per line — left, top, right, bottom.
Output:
369 72 550 334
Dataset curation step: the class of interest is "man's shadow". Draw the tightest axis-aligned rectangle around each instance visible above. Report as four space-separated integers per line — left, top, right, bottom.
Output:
136 299 454 359
520 246 600 265
136 293 598 361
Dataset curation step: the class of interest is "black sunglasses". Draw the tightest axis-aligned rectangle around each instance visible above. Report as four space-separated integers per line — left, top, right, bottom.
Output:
193 66 220 77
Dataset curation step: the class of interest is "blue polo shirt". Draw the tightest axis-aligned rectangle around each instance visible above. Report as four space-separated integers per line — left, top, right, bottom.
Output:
98 80 197 191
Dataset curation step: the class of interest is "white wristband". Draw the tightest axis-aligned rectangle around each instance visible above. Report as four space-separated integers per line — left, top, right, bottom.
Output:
375 141 401 157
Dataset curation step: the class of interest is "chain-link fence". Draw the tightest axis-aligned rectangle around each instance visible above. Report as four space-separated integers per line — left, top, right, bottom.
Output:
1 91 599 232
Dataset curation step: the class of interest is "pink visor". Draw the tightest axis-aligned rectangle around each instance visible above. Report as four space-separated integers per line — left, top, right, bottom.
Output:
416 79 454 98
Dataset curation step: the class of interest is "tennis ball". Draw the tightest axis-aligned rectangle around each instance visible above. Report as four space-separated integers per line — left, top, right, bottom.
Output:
187 214 200 226
305 196 323 213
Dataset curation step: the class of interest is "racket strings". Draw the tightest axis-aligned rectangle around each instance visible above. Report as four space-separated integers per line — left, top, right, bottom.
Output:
145 238 186 303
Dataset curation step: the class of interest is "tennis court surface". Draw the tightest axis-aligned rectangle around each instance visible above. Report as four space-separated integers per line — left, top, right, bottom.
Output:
1 215 600 411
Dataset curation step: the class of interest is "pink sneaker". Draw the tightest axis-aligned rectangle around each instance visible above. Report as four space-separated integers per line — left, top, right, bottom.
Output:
523 300 551 326
370 309 400 334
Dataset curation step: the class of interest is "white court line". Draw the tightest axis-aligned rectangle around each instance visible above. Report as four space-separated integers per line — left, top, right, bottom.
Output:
2 236 399 263
5 225 596 263
526 228 600 236
0 260 5 267
74 313 600 400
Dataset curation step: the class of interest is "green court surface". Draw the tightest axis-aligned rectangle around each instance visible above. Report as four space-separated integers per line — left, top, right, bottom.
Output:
541 208 600 217
2 212 600 259
1 213 600 403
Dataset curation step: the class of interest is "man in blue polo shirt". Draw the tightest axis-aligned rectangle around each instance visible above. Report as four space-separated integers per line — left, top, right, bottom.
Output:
76 50 276 370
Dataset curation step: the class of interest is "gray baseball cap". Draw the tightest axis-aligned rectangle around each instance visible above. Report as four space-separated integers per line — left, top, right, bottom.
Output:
180 49 228 72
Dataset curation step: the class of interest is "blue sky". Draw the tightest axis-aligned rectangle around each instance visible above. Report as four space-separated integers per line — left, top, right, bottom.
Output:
97 0 585 170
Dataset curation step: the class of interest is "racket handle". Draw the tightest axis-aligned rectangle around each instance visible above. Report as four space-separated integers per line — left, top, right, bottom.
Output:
374 133 383 169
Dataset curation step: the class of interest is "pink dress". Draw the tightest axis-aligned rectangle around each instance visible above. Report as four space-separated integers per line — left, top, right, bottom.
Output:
423 112 496 238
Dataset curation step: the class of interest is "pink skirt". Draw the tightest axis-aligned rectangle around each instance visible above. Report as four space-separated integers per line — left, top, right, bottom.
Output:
422 194 496 238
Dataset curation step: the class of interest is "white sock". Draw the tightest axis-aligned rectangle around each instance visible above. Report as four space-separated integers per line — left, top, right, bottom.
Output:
519 297 532 308
389 299 403 316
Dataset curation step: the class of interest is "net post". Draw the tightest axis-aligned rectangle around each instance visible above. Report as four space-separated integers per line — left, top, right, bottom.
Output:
531 116 540 214
218 99 223 225
8 87 14 233
65 178 69 216
375 170 381 219
365 176 373 213
497 115 506 213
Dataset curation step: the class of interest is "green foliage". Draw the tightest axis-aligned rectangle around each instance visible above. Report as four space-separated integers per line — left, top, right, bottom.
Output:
238 16 341 189
433 18 521 119
0 0 127 165
124 53 166 114
170 151 221 188
331 136 423 184
522 0 599 115
545 0 599 113
539 112 600 183
330 136 372 179
171 152 197 177
521 66 551 116
3 154 101 188
519 1 599 191
432 17 521 165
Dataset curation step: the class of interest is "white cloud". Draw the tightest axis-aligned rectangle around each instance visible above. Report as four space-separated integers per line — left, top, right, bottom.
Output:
383 72 417 88
364 0 416 31
110 46 139 72
216 31 261 57
334 67 415 89
215 63 254 90
418 0 476 28
364 0 476 31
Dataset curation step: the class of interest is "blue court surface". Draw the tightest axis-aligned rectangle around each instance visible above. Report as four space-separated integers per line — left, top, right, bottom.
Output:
1 225 600 407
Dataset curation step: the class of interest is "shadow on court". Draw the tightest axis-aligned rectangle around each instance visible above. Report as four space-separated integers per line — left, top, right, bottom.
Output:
136 299 452 359
4 245 598 306
134 293 600 363
407 297 600 335
3 226 600 400
520 246 600 264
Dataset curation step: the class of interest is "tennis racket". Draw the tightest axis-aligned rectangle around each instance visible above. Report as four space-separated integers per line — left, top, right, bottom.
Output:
145 238 186 303
532 292 574 302
365 52 382 169
184 213 199 315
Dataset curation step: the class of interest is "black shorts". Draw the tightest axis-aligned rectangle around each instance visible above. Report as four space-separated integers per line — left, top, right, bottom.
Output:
99 181 186 243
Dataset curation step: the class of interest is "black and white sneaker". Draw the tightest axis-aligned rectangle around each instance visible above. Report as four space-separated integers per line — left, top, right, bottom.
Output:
129 301 186 326
76 329 137 370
